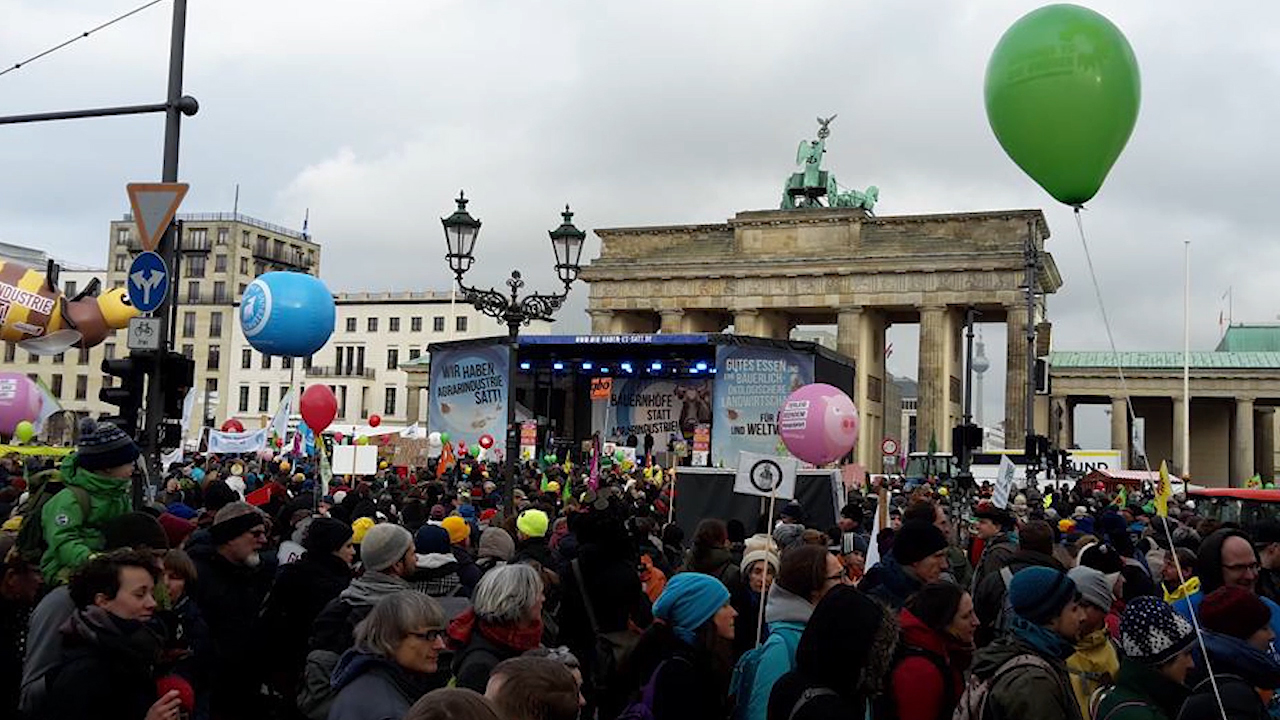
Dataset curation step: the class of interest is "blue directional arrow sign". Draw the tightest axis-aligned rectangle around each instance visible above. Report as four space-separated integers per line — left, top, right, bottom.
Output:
127 251 169 314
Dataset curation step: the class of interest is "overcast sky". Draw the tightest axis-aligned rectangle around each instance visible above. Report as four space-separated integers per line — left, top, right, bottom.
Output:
2 0 1274 445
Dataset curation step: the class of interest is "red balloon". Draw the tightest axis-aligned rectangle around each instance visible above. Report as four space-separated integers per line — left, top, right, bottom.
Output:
221 419 244 433
369 414 381 428
300 384 338 433
334 432 345 443
478 433 495 449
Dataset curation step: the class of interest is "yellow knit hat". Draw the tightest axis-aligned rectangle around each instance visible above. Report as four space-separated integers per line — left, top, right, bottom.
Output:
441 516 470 545
351 516 376 544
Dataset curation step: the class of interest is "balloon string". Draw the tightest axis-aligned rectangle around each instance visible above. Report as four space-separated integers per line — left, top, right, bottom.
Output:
1072 207 1229 720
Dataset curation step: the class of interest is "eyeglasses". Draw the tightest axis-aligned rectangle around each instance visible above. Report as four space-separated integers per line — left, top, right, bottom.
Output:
248 529 267 539
1222 561 1261 573
406 629 445 642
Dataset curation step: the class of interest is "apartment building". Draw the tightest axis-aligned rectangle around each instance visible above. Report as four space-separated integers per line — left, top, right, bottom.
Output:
225 291 552 429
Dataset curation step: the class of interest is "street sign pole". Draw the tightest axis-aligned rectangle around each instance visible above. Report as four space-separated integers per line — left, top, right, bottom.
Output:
140 0 190 505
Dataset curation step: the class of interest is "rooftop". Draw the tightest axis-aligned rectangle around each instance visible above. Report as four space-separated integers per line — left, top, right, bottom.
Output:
1215 324 1280 352
1049 350 1280 370
335 290 460 304
119 212 312 243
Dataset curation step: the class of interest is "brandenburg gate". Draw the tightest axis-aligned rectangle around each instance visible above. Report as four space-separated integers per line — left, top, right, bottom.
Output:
578 120 1061 465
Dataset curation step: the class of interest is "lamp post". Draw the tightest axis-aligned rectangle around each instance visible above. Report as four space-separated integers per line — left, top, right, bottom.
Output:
442 192 585 517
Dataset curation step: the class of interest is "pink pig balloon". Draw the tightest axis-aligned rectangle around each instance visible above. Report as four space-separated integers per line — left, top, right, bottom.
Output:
778 383 859 465
0 372 42 438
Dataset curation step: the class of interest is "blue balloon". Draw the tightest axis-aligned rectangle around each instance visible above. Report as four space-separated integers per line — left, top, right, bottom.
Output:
240 272 335 357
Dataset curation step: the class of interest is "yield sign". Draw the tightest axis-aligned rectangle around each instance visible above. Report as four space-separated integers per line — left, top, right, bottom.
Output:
126 182 189 252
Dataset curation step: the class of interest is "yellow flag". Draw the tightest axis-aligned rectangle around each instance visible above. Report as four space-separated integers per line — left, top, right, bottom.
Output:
1155 460 1171 518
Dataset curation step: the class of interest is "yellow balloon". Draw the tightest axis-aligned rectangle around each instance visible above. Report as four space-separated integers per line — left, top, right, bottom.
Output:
356 436 369 446
279 460 290 470
938 487 949 497
379 460 388 469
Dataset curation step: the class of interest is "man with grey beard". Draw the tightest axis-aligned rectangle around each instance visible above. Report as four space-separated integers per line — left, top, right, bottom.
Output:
188 501 276 719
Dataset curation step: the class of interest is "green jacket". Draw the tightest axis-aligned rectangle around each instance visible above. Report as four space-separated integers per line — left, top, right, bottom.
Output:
40 453 132 584
970 633 1081 720
1093 658 1189 720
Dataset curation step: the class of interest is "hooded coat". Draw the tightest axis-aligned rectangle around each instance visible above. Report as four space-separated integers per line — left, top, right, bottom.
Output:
42 606 162 720
1094 658 1190 720
967 624 1081 720
767 586 899 720
1171 528 1280 640
1180 630 1280 720
327 649 442 720
40 453 132 584
739 584 814 720
886 608 971 720
1067 628 1120 715
859 555 925 610
971 531 1017 594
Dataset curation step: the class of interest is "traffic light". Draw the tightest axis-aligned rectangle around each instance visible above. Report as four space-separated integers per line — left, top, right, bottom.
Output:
159 421 184 450
159 351 195 419
100 355 147 436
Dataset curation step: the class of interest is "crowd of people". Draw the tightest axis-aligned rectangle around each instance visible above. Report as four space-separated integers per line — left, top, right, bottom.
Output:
3 417 1280 720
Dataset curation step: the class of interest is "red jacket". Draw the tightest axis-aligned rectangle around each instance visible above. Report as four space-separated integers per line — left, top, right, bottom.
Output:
888 609 970 720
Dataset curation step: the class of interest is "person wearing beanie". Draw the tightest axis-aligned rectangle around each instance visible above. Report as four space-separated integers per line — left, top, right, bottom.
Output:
968 566 1085 720
477 526 515 573
1065 566 1121 714
260 516 355 700
408 524 465 601
442 516 483 597
1093 596 1197 720
974 520 1067 648
351 516 376 546
38 419 141 586
971 501 1017 593
731 535 780 659
627 572 736 720
157 512 197 550
860 519 949 609
187 502 275 718
512 509 558 575
1172 528 1280 644
1181 586 1280 720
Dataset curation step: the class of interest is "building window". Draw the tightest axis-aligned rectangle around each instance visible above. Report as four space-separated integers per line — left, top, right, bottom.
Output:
433 316 445 332
213 281 226 302
387 348 398 370
241 230 250 248
206 377 218 393
52 352 63 365
182 344 194 359
187 255 206 278
207 345 220 370
282 356 293 369
389 317 400 332
75 375 87 400
280 385 289 401
114 255 128 272
187 281 200 302
27 353 38 363
239 257 249 274
214 254 227 272
367 317 378 332
188 228 208 248
217 227 229 245
112 280 124 290
262 354 272 370
303 355 313 370
182 312 196 338
356 347 365 375
104 343 115 360
210 312 224 337
65 280 77 297
3 344 13 362
238 283 246 296
411 317 422 332
259 386 270 412
50 375 62 398
238 385 250 412
384 387 396 416
409 348 421 361
456 316 467 332
77 347 90 365
241 349 252 369
345 317 356 332
117 228 130 245
334 347 344 372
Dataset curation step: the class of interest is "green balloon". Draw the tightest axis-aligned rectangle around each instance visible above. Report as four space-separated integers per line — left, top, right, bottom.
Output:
984 4 1141 206
440 432 451 444
614 450 625 463
470 444 481 457
14 420 34 443
1267 483 1277 490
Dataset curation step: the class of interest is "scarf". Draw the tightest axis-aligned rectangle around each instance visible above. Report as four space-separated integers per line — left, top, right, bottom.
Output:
447 607 543 653
1009 613 1076 661
62 606 162 671
339 570 409 608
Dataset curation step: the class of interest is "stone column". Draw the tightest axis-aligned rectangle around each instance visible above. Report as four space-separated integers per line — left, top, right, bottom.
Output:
733 309 759 337
1258 408 1275 483
918 306 948 453
1235 397 1255 485
587 309 611 334
404 373 426 423
1051 396 1070 450
1005 304 1030 449
659 309 686 334
1111 396 1129 469
1172 396 1188 476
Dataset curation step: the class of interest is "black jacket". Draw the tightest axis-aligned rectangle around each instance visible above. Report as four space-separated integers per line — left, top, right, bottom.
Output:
187 533 276 717
260 551 352 690
513 536 559 573
451 630 524 694
628 626 730 720
451 545 483 597
43 608 160 720
859 556 924 611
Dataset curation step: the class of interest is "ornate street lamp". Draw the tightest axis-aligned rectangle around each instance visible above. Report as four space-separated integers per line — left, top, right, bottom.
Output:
441 192 585 515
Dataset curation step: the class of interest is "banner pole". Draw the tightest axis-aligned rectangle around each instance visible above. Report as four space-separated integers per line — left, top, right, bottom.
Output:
667 472 676 527
757 484 779 647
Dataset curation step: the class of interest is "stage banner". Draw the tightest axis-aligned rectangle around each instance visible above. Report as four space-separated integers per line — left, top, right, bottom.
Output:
427 344 510 450
591 377 712 450
711 345 814 468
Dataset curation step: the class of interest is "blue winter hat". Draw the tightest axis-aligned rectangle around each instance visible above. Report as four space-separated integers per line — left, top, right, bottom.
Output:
414 524 452 555
652 572 730 645
166 502 197 520
458 504 477 521
1008 566 1078 625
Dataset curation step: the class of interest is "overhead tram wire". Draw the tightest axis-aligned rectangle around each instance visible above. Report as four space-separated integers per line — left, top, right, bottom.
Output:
0 0 167 80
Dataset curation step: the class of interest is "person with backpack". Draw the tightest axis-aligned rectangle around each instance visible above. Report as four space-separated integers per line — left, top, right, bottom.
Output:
767 585 899 720
960 566 1085 720
1065 566 1121 715
970 503 1017 594
733 545 846 720
687 518 744 589
1180 586 1280 719
625 572 737 720
860 520 950 610
883 581 978 720
38 418 140 585
1092 596 1195 720
973 520 1065 647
